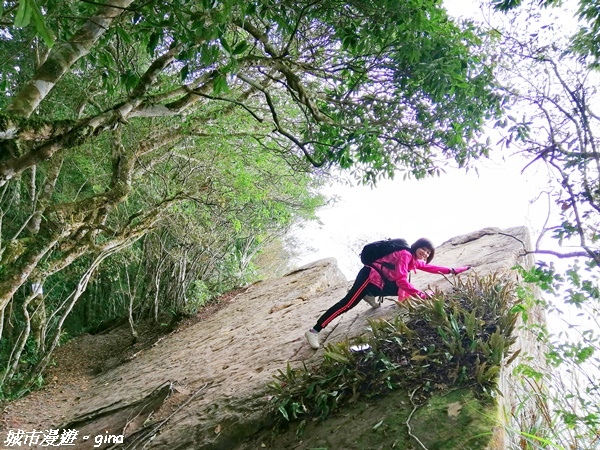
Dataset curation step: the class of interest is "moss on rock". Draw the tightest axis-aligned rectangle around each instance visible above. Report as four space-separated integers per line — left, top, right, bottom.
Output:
239 388 497 449
410 389 497 450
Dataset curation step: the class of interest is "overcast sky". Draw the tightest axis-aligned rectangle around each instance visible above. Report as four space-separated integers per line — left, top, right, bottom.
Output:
291 0 569 278
292 154 550 278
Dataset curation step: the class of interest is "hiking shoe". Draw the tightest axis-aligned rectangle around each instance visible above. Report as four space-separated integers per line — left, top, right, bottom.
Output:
364 295 381 309
305 329 320 349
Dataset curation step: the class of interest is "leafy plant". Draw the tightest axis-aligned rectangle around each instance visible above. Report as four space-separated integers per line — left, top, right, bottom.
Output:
268 274 522 429
511 263 600 448
1 0 503 397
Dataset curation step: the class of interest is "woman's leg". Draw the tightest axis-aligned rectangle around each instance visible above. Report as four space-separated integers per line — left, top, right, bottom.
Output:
313 267 373 332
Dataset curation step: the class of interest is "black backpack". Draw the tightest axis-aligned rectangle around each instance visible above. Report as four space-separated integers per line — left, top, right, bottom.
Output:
360 238 411 266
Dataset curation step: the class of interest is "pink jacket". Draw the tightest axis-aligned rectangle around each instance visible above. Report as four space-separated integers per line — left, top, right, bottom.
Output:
366 249 452 301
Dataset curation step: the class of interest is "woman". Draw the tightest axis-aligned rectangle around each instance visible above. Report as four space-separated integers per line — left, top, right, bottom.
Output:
304 238 470 349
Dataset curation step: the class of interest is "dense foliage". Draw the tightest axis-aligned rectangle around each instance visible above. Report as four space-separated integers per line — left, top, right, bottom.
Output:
1 2 599 448
0 1 502 396
485 1 600 447
268 276 519 443
493 0 600 66
513 262 600 448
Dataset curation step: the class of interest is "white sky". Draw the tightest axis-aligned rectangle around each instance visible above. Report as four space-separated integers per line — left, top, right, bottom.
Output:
291 0 578 279
290 3 596 421
292 155 550 278
289 0 600 360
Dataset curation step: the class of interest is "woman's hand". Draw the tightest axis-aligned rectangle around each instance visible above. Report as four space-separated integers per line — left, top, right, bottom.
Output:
451 266 471 275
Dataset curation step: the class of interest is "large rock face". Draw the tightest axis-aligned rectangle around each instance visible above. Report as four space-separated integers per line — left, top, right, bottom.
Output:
2 226 545 449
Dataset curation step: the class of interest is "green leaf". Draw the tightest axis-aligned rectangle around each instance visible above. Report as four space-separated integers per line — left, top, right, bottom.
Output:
278 405 289 421
115 26 133 45
323 351 349 363
14 0 31 27
29 0 54 47
213 74 229 94
232 40 249 55
200 45 220 65
147 32 160 56
220 37 232 54
180 65 189 82
99 50 116 70
121 70 138 92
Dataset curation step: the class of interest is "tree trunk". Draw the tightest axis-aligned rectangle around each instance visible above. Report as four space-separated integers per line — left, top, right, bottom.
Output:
30 288 47 353
7 0 135 118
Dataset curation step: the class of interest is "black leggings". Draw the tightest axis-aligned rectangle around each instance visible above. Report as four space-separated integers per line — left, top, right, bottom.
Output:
313 267 397 332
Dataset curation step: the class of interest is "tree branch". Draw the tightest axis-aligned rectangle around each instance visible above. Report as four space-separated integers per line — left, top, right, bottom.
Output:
522 249 592 259
7 0 135 118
